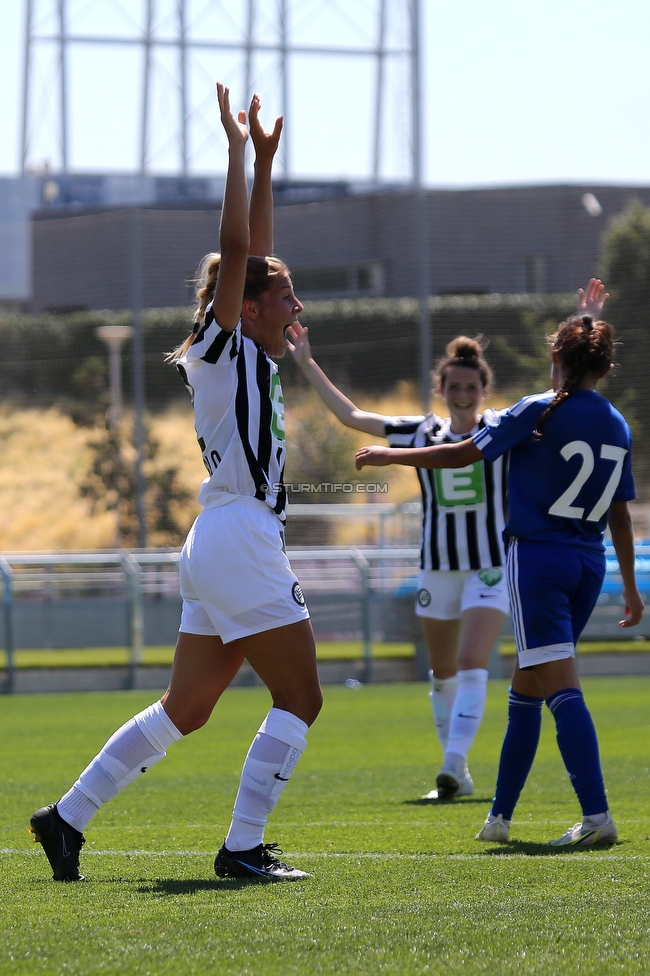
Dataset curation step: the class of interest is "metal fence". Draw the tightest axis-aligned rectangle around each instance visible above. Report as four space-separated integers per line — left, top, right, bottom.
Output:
2 505 650 693
0 538 425 691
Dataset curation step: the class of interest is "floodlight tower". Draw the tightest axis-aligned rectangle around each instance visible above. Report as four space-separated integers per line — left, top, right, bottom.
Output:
20 0 424 185
20 0 431 410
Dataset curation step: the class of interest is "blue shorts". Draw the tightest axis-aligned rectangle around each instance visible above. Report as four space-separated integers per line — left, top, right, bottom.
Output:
506 538 605 668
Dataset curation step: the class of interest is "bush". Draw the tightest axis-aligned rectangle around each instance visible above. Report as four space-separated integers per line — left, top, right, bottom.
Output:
0 294 575 411
599 200 650 489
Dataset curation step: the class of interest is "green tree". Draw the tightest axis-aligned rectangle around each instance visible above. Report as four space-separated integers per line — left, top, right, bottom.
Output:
599 200 650 490
79 418 193 548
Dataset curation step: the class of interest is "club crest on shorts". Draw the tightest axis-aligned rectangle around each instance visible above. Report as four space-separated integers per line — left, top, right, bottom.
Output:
291 581 306 606
478 568 503 587
417 588 432 607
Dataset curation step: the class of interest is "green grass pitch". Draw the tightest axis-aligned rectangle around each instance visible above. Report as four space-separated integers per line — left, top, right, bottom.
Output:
2 678 649 975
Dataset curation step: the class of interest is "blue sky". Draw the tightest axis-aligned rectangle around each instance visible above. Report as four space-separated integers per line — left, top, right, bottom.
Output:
2 0 649 187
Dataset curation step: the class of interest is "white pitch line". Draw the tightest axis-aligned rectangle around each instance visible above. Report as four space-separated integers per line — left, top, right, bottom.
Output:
10 816 647 834
4 848 649 862
62 818 650 830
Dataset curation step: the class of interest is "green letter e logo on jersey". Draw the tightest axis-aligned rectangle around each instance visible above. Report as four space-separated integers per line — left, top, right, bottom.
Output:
434 464 485 508
270 373 286 441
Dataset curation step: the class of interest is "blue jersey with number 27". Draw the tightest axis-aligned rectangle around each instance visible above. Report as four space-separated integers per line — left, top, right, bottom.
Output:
473 389 635 550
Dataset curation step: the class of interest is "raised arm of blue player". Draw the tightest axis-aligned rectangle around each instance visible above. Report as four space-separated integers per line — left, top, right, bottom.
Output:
577 278 609 320
355 439 483 470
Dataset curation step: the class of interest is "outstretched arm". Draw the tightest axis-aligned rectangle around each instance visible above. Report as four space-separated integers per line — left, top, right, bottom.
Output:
213 83 250 333
356 439 483 470
248 94 283 257
286 321 388 436
577 278 609 319
608 501 644 628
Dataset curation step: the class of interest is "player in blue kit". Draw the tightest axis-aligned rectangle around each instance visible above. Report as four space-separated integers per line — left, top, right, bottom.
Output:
355 280 644 846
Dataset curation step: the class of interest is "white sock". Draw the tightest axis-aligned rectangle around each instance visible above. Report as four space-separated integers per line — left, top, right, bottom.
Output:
225 708 308 852
584 810 610 826
444 668 489 763
57 701 183 832
429 671 459 750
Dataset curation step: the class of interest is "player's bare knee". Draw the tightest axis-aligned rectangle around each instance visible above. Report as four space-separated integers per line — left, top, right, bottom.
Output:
161 698 213 735
431 666 457 681
272 689 322 727
181 706 214 734
305 688 324 725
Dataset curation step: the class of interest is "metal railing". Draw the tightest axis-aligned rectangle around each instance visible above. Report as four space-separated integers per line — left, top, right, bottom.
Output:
0 556 14 693
0 543 422 692
2 500 650 693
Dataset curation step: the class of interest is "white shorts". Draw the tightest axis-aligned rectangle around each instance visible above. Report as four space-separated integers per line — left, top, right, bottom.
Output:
415 568 509 620
179 496 310 644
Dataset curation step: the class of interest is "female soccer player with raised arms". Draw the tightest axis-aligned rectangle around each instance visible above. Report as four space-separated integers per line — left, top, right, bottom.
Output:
288 327 509 799
30 85 321 882
356 279 644 845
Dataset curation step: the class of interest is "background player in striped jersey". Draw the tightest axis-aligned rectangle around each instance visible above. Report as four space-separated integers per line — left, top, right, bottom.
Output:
30 85 321 882
356 280 644 846
288 330 509 799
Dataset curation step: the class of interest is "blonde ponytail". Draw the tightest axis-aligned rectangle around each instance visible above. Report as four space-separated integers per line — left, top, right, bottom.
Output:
166 253 222 363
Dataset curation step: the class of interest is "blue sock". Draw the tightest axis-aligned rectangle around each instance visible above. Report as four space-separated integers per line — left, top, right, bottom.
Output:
546 688 608 817
491 689 544 821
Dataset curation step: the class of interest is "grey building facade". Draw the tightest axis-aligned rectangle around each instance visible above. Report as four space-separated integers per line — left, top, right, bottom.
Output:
30 183 650 312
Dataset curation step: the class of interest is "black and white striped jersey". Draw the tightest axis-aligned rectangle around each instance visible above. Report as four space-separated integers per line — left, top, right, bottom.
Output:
177 302 287 521
385 411 508 571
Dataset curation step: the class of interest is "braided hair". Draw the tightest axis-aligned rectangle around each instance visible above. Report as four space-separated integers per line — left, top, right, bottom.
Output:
434 335 494 394
534 314 615 437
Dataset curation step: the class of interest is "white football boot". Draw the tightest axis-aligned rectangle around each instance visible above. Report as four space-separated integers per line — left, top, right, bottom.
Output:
434 759 474 799
475 812 511 842
548 815 618 848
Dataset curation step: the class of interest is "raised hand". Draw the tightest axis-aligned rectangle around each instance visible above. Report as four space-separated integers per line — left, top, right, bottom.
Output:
249 93 283 164
285 321 311 364
577 278 609 320
355 446 393 470
213 82 250 332
216 83 248 147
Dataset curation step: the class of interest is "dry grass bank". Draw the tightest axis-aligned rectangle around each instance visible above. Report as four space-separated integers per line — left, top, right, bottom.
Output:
0 384 525 552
